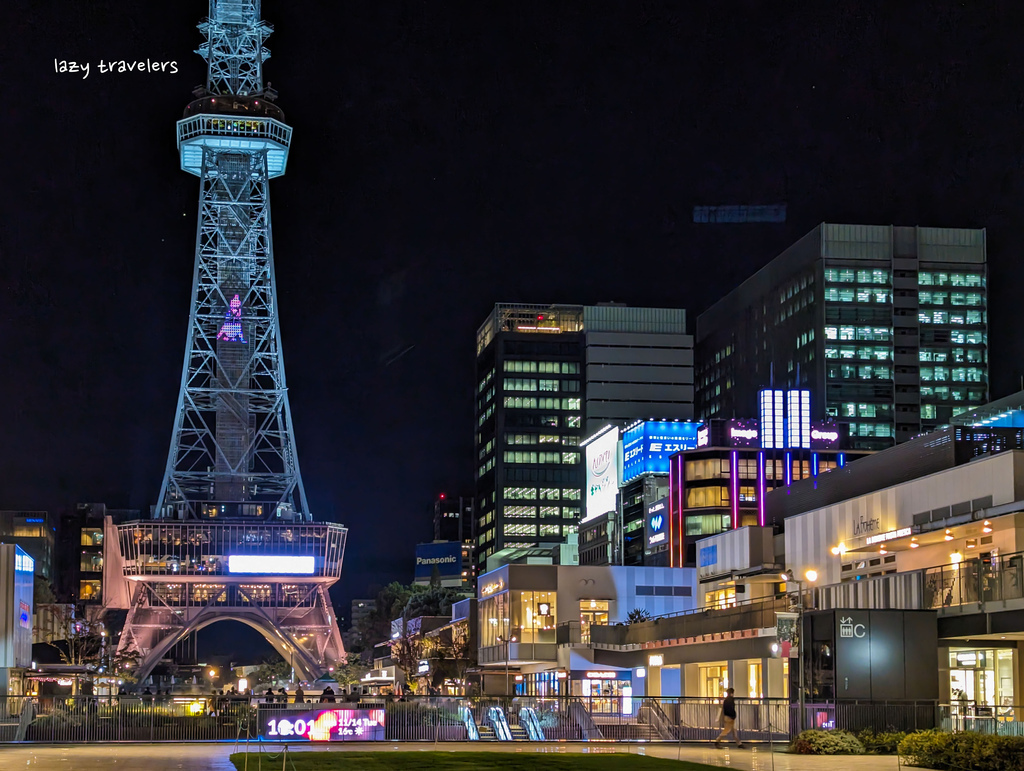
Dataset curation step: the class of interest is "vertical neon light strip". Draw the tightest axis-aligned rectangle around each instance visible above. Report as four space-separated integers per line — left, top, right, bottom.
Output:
677 454 685 567
838 453 846 468
785 450 792 487
669 456 676 568
757 450 766 526
731 450 739 529
811 452 819 478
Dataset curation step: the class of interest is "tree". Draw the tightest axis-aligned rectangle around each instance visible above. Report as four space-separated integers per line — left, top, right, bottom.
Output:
34 576 57 605
332 653 369 688
627 608 652 624
401 586 462 620
248 657 292 689
351 582 425 652
34 605 137 692
430 621 475 691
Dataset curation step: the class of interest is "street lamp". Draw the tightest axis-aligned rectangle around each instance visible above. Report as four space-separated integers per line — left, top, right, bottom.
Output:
780 569 818 734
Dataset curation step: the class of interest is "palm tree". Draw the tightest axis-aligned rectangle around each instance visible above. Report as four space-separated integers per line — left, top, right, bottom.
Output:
626 608 652 624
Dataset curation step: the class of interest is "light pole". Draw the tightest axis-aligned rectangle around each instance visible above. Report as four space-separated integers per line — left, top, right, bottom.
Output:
781 569 818 734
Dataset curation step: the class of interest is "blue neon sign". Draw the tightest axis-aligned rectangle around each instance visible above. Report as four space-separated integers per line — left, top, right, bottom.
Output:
622 421 701 482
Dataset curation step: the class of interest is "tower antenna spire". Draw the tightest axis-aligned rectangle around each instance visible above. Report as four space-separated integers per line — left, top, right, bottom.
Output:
198 0 273 96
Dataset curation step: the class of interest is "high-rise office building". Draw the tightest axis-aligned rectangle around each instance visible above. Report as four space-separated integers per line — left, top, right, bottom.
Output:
0 511 54 582
696 224 988 450
474 303 693 572
58 503 139 603
433 493 473 543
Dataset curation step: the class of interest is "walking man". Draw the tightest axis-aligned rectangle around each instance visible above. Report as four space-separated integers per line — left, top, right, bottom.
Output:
714 687 743 749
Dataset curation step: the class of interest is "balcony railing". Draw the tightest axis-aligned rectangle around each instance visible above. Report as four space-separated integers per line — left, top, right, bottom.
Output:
814 550 1024 612
584 597 789 649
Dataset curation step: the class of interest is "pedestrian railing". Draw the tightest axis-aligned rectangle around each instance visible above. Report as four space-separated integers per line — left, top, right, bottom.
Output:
939 703 1024 736
0 694 949 743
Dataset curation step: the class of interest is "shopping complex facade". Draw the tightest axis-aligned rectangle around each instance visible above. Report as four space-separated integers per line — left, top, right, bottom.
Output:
473 396 1024 718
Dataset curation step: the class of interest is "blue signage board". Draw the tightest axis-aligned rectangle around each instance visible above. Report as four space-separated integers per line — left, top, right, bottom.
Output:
414 542 462 580
622 421 701 482
699 545 718 568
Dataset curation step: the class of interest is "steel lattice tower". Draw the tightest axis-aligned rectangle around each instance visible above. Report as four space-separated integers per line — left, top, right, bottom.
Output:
109 0 346 684
158 0 302 520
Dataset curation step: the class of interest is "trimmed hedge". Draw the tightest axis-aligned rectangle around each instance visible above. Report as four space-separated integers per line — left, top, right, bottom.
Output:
791 729 865 755
899 730 1024 771
856 728 907 754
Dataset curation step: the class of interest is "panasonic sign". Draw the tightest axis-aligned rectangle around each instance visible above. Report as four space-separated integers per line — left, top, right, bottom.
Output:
414 542 463 580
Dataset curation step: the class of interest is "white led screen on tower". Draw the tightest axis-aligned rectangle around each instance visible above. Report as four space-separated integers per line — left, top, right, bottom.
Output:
759 390 785 449
787 390 811 449
584 427 619 523
228 555 315 575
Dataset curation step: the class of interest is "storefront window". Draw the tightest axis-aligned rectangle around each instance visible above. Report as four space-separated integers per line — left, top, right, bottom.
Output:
705 588 736 610
699 662 729 698
948 647 1016 710
509 591 556 644
745 661 762 698
570 673 633 714
579 599 609 643
480 593 509 649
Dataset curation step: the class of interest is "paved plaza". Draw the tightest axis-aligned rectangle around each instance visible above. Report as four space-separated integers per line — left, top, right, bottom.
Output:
0 741 911 771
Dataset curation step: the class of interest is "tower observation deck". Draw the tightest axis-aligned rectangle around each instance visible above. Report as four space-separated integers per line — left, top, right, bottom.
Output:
110 0 347 683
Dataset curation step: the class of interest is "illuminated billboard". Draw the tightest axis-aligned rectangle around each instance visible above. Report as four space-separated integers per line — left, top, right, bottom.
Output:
622 421 701 482
584 427 619 522
645 497 668 549
228 555 314 574
263 708 385 741
414 542 462 580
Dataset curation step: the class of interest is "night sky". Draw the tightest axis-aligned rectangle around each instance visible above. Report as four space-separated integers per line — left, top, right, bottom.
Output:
4 1 1024 619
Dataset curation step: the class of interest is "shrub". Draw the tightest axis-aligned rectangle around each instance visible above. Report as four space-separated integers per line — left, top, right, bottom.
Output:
790 729 865 755
899 730 1024 771
857 728 907 754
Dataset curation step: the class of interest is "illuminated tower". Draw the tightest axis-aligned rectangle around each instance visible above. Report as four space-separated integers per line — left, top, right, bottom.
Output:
111 0 346 682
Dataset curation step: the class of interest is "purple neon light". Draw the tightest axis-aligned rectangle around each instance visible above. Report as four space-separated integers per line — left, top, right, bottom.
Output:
785 451 792 487
730 450 739 529
757 450 766 526
217 294 247 342
811 452 818 477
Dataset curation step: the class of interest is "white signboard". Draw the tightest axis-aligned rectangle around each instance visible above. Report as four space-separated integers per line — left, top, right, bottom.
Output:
584 428 619 522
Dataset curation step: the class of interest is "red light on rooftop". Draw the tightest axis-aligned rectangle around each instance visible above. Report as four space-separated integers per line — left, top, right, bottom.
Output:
439 493 446 499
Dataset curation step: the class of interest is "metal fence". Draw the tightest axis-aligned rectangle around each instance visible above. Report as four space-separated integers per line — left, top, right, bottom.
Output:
2 695 1003 744
794 701 939 734
938 704 1024 736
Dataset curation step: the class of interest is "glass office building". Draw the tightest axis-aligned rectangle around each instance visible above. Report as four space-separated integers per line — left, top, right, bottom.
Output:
474 304 694 573
696 224 988 450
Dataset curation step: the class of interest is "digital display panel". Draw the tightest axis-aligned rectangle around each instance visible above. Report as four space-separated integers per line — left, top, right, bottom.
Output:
262 708 385 741
725 420 760 448
414 542 462 580
584 427 619 522
217 294 247 342
228 555 314 574
645 497 668 548
622 421 701 482
810 423 842 449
